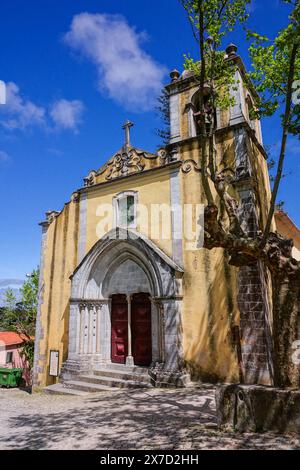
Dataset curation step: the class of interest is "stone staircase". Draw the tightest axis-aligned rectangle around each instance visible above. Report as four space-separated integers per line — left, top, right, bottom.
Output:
44 364 153 396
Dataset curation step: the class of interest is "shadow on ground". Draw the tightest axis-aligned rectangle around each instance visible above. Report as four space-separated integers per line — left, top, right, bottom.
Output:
0 387 215 450
0 386 299 450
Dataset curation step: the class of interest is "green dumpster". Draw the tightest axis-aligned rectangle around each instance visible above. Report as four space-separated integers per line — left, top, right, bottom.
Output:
0 368 23 388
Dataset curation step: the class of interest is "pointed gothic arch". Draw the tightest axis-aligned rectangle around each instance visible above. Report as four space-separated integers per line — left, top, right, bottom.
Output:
70 228 183 300
63 228 185 378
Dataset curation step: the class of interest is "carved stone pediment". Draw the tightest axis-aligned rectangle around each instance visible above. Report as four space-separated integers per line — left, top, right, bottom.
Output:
84 170 97 187
84 146 175 186
101 147 147 180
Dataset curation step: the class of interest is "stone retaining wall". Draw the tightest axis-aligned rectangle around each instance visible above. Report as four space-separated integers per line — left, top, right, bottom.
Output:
216 384 300 434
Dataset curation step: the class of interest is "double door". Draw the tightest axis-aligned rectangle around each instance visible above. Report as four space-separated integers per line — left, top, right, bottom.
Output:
111 293 152 366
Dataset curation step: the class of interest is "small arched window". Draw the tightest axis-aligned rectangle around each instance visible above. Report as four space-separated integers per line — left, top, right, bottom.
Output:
190 87 216 136
113 191 137 229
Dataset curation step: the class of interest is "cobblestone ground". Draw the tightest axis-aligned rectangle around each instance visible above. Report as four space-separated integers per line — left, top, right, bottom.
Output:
0 386 299 450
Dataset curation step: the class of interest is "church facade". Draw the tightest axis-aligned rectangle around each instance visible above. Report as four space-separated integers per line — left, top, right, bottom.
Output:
33 46 276 390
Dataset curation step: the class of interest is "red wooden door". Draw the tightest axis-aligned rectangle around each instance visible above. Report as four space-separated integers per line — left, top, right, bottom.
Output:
132 293 152 366
111 294 128 364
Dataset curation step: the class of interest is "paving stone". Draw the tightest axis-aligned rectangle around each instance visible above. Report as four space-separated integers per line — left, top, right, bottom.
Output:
0 386 299 450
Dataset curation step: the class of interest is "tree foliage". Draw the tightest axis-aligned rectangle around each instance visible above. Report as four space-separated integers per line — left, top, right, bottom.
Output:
180 0 250 44
0 268 39 336
17 268 39 336
184 51 238 110
247 1 300 127
181 0 251 109
180 0 300 388
247 1 300 245
0 268 39 369
0 289 18 331
156 88 171 146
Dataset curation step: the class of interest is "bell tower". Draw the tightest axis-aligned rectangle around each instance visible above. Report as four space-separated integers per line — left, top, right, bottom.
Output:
165 44 263 148
164 45 274 386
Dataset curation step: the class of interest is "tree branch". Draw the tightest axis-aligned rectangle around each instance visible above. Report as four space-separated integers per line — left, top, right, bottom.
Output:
198 0 214 204
180 0 200 43
204 204 300 280
261 41 299 247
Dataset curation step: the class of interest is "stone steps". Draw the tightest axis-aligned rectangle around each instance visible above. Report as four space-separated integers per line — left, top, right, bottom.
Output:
77 373 152 389
44 364 153 395
63 380 116 393
93 366 151 384
98 363 149 374
43 383 91 396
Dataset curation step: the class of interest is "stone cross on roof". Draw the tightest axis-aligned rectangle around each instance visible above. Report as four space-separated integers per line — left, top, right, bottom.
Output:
122 120 134 147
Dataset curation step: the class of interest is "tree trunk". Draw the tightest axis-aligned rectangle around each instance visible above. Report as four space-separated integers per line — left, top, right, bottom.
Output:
272 274 300 388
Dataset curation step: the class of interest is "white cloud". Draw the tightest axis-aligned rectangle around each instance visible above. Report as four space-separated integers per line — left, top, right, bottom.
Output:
0 82 84 133
50 99 84 131
0 82 46 130
64 13 166 111
0 150 9 162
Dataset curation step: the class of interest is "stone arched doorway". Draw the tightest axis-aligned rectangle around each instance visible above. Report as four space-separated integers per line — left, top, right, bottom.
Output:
63 229 186 384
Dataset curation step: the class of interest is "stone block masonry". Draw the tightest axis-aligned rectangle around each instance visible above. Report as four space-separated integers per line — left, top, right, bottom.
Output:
237 263 272 385
235 128 273 386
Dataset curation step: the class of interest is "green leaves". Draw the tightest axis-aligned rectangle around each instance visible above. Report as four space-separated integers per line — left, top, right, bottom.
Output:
247 0 300 133
180 0 250 46
156 88 171 146
0 269 39 372
0 268 39 338
181 1 251 115
183 51 238 109
20 339 35 369
0 289 18 331
18 268 39 326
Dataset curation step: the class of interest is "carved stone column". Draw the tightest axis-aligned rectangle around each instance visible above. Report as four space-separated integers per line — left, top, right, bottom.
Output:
150 299 165 364
149 298 161 364
88 303 94 354
100 299 111 363
126 294 134 366
90 301 104 367
60 301 91 381
79 302 85 354
149 297 189 387
96 303 102 354
83 303 89 355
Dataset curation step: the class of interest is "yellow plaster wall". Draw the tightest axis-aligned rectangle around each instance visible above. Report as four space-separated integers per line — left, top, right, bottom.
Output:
85 168 173 258
34 200 79 387
178 138 240 383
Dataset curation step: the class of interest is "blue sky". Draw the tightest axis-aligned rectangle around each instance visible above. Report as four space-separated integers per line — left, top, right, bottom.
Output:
0 0 299 279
